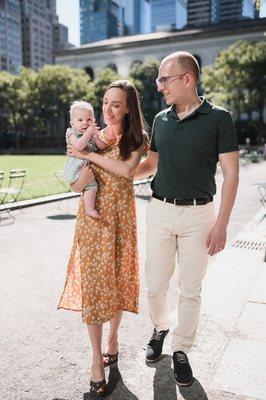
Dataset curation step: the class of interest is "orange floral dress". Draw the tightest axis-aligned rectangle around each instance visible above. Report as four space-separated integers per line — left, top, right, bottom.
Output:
58 139 139 324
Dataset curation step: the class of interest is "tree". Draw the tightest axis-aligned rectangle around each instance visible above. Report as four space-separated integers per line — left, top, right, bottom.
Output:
12 68 37 148
28 65 92 147
129 59 163 130
0 72 15 147
202 41 266 144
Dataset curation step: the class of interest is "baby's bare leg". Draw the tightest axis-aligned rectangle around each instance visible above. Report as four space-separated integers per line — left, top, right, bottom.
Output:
83 189 101 219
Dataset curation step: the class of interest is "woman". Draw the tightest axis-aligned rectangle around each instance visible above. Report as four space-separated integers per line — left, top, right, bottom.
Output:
58 80 147 396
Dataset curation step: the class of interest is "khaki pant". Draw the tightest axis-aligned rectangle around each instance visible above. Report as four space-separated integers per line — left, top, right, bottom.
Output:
145 198 215 353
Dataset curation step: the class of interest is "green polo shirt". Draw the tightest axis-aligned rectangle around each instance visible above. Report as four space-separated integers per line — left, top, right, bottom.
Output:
150 98 239 198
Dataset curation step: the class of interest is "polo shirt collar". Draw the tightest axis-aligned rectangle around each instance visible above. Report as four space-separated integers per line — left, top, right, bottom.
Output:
167 97 212 118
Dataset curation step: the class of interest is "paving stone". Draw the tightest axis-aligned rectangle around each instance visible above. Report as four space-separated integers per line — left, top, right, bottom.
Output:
248 269 266 304
211 339 266 399
207 250 262 281
1 161 266 400
201 275 251 330
237 302 266 342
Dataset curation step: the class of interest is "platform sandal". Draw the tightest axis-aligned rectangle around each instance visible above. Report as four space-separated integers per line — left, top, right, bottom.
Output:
103 352 118 367
90 378 106 396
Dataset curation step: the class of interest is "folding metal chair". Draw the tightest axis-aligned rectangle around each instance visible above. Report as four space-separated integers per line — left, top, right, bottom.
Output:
0 169 26 204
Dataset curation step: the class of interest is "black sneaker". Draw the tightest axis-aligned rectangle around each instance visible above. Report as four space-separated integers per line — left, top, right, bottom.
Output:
173 351 193 386
146 329 169 362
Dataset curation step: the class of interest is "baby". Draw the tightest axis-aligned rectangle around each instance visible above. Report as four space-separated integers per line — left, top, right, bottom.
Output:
63 100 107 219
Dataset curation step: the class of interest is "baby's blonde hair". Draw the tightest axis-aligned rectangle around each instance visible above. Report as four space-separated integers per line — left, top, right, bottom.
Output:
69 100 94 119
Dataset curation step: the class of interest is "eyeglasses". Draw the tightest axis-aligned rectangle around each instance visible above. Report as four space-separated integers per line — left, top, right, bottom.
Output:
155 73 187 87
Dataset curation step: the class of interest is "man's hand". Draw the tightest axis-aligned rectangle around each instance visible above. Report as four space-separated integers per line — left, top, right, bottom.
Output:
206 224 227 256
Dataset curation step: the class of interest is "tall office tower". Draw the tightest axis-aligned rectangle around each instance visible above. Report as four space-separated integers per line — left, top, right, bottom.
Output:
150 0 187 32
20 0 69 69
0 0 22 73
20 0 55 69
188 0 254 26
218 0 254 22
80 0 124 45
123 0 151 35
53 15 71 52
187 0 214 26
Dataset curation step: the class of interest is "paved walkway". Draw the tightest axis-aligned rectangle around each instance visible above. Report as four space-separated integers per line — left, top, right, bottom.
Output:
1 161 265 400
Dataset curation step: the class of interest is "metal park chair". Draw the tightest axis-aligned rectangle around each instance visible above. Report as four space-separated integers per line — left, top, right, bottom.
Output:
0 169 26 223
0 169 26 204
253 182 266 208
0 171 4 188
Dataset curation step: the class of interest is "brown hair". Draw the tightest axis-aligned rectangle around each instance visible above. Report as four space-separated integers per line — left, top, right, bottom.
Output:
164 51 200 82
105 80 145 160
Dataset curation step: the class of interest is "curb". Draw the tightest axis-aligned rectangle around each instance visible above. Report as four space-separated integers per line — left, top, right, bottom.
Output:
0 178 153 212
0 192 80 211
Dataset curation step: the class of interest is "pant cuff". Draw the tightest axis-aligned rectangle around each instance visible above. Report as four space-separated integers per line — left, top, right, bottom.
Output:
155 323 170 332
171 344 191 354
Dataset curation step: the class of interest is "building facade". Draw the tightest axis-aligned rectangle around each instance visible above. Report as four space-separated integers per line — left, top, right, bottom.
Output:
20 0 56 69
151 0 187 31
0 0 22 73
0 0 70 73
55 18 266 79
218 0 254 23
80 0 124 45
187 0 213 26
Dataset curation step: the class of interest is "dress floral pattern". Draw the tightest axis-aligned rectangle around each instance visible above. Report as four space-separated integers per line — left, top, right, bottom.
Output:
58 139 139 324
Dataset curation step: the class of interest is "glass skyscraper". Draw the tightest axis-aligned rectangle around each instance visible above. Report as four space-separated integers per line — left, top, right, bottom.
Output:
150 0 187 32
80 0 124 44
0 0 22 73
123 0 151 35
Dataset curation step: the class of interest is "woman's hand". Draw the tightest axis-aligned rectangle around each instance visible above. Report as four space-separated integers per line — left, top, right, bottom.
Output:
70 166 95 193
67 142 91 159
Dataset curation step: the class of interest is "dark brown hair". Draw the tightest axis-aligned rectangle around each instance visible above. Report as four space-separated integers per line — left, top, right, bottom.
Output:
105 80 145 160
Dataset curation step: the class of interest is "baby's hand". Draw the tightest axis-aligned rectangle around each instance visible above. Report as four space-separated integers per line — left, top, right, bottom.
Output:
92 124 101 141
84 124 95 138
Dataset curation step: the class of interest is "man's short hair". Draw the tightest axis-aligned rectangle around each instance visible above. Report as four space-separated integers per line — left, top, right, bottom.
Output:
163 51 200 82
69 100 94 118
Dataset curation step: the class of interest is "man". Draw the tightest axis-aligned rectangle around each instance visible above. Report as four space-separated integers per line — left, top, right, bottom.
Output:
134 52 239 386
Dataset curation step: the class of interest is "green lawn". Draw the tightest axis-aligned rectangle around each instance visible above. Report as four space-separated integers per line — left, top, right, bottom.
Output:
0 155 69 202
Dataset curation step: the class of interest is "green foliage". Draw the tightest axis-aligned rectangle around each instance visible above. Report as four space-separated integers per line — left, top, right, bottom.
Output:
202 41 266 143
0 65 91 148
0 71 15 137
87 67 121 120
129 58 162 129
27 65 91 147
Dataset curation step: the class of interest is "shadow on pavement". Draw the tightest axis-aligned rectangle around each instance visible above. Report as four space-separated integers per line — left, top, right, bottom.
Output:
83 364 139 400
147 354 208 400
46 214 76 220
178 378 208 400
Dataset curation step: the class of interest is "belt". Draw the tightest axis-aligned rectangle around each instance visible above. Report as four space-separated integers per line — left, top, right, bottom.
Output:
152 193 213 206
